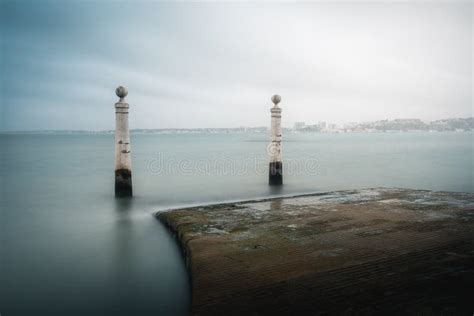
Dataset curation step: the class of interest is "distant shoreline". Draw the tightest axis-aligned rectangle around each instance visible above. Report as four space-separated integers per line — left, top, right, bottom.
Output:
1 129 473 135
2 117 472 134
0 117 474 135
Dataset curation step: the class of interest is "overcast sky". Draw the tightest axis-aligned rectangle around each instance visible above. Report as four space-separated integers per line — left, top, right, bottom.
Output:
1 1 472 131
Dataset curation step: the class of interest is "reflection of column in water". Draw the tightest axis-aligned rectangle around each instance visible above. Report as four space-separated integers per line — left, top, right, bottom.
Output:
112 198 136 313
268 184 284 197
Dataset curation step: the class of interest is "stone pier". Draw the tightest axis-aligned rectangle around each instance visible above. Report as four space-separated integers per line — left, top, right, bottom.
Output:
158 188 474 315
114 86 132 197
269 94 283 185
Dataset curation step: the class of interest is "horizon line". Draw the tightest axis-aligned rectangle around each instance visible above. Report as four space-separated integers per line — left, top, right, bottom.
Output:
1 116 473 134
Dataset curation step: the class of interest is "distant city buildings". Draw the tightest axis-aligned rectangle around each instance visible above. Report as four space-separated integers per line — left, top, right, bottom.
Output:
293 121 335 132
293 122 306 130
291 118 474 133
327 123 337 131
7 117 472 135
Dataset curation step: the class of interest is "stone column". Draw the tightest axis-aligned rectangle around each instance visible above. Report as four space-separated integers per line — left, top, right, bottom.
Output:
114 86 132 197
268 94 283 185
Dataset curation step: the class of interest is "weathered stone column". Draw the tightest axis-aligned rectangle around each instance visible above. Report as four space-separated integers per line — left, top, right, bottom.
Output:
114 86 132 197
269 94 283 185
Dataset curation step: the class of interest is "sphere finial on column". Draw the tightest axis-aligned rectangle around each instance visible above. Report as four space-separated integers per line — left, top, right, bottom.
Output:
116 86 128 102
271 94 281 106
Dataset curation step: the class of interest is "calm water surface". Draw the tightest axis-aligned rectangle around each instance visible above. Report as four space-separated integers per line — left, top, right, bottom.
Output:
1 132 473 315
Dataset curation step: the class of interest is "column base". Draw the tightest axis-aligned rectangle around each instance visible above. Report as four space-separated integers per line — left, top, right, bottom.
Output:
269 162 283 185
115 169 133 197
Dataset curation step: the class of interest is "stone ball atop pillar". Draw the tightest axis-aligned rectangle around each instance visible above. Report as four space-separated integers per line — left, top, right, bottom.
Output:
271 94 281 105
116 86 128 101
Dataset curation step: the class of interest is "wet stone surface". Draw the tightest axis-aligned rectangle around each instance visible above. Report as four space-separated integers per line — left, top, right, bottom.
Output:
157 188 474 315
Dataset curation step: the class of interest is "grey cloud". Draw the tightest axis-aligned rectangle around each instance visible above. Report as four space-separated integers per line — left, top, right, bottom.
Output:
1 1 471 131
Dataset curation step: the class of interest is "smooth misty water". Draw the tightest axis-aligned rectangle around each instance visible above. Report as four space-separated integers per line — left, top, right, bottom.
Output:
1 132 473 315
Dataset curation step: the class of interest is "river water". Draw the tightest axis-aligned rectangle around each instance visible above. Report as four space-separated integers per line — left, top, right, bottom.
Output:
1 132 472 315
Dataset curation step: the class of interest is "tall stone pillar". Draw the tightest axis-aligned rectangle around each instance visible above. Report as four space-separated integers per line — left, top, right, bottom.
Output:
269 94 283 185
114 86 132 197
